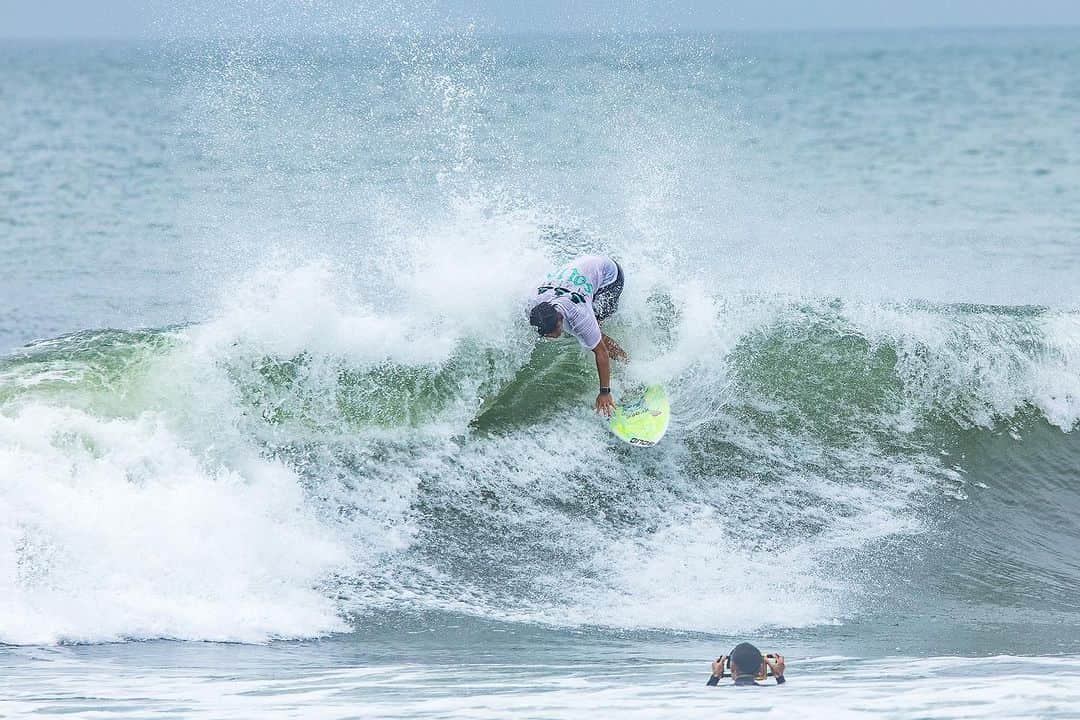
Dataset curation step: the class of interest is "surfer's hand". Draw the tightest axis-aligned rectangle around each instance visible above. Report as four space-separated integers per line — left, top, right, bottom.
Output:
711 657 726 678
595 392 615 416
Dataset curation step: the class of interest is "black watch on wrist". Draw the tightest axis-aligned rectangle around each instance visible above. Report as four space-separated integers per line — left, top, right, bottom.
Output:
599 387 611 394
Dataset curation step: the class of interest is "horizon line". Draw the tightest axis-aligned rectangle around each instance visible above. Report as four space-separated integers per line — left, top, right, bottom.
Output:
2 22 1080 42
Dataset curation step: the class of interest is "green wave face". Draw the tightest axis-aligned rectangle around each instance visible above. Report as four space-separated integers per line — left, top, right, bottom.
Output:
2 296 1079 644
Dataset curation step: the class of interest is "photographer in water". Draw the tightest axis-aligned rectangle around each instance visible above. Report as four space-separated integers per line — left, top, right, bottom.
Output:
706 642 786 686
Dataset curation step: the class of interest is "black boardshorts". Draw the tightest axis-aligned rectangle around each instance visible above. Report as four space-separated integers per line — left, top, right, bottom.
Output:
592 261 624 323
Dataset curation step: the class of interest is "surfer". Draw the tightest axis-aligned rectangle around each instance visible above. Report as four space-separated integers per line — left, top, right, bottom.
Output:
707 643 786 686
527 254 628 415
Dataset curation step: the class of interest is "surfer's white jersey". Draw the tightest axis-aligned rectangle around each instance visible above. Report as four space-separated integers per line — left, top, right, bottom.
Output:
529 255 619 350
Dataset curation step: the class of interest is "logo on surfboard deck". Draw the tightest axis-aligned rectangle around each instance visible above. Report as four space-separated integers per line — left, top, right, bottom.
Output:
629 437 655 447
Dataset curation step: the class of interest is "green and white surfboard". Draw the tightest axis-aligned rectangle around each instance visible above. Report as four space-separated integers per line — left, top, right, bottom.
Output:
608 384 670 447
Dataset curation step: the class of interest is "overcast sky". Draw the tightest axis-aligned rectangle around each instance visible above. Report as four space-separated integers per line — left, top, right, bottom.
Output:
2 0 1080 39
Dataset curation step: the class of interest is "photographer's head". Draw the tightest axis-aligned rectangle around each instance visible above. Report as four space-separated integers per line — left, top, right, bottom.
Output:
729 642 763 678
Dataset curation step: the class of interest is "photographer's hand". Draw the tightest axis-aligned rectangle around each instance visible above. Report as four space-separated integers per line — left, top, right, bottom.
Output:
706 657 726 686
766 653 786 683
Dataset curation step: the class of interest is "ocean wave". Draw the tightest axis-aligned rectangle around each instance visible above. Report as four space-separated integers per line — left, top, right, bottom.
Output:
2 265 1079 644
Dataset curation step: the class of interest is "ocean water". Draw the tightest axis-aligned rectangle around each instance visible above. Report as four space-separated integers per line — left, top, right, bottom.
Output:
3 24 1080 719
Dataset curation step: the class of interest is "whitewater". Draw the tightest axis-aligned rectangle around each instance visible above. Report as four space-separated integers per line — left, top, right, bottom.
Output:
3 21 1080 719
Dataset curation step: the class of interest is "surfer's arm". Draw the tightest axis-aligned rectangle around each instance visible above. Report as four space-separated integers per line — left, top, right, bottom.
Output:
602 334 628 361
592 341 614 415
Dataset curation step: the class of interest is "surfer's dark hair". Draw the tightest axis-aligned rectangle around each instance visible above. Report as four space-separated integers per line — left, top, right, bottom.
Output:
729 642 762 675
529 302 560 336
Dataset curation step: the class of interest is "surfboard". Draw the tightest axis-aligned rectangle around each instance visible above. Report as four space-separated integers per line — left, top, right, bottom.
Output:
608 384 670 447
